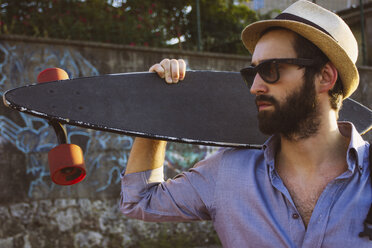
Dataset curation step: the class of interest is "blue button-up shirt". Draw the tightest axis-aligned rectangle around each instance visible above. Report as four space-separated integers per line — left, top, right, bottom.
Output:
120 122 371 247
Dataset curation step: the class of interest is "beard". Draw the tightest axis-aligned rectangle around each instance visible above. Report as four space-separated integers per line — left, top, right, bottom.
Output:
256 77 321 141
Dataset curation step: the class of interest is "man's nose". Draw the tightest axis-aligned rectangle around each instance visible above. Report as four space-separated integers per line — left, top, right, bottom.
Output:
249 74 268 95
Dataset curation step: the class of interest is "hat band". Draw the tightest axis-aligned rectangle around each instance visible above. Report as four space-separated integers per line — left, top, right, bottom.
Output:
275 13 335 40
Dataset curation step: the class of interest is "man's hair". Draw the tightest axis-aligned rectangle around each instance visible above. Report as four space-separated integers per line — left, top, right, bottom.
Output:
292 32 344 112
261 27 344 113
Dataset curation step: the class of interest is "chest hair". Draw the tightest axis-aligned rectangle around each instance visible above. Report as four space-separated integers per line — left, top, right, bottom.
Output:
280 176 329 228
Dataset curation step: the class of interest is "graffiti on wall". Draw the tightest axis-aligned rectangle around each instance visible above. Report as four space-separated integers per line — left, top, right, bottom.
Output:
0 41 216 199
0 42 134 197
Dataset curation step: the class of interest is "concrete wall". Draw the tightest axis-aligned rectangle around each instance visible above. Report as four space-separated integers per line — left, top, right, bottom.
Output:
0 35 370 248
0 35 252 248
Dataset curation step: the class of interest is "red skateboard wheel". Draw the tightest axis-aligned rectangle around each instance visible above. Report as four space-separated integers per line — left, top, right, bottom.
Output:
48 144 86 185
37 68 69 83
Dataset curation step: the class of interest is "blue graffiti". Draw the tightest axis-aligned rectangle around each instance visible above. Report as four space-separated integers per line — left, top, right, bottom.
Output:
0 40 215 198
0 41 134 197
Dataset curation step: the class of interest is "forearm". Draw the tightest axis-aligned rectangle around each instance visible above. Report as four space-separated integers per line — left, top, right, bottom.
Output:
125 137 167 174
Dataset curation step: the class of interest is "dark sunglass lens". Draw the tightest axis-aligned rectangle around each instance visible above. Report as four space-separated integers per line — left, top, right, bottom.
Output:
240 69 255 87
259 61 279 83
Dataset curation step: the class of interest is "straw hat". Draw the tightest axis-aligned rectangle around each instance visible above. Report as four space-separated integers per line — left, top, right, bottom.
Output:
241 0 359 99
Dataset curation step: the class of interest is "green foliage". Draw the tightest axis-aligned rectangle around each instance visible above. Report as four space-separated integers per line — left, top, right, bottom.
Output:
0 0 260 54
0 0 168 47
183 0 258 54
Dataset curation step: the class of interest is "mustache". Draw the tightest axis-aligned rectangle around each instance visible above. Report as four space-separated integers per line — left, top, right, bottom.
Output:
255 95 277 105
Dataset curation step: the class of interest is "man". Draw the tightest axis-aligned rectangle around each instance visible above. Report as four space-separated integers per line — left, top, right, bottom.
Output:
120 1 371 247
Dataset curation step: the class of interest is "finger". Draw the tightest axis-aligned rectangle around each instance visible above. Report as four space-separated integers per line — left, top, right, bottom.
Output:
170 59 179 83
160 59 172 84
178 59 186 80
149 64 165 78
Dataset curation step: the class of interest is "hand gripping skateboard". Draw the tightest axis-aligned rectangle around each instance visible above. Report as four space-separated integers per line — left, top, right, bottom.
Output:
3 68 372 185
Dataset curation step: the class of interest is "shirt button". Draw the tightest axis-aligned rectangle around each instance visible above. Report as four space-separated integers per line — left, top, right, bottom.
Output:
292 213 300 219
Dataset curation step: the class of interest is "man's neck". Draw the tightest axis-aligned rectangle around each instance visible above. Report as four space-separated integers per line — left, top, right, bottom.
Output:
276 115 350 180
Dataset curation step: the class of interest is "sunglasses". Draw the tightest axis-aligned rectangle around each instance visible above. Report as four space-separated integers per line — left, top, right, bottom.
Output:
240 58 315 87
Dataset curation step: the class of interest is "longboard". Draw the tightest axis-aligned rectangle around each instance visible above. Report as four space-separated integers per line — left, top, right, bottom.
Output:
3 71 372 148
3 69 371 185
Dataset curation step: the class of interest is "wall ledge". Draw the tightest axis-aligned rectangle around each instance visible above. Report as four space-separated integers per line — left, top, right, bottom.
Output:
0 34 251 61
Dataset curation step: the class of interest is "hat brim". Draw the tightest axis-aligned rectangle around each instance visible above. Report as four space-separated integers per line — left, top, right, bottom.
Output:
241 20 359 99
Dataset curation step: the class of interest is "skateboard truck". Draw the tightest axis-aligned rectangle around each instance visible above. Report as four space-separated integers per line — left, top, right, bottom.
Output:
38 68 86 185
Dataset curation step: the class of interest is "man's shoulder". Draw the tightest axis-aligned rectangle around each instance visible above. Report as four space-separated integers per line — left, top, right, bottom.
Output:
223 147 264 156
208 147 266 168
196 147 264 166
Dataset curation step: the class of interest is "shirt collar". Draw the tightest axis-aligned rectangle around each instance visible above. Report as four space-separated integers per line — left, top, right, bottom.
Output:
262 135 279 174
338 122 368 174
261 122 368 174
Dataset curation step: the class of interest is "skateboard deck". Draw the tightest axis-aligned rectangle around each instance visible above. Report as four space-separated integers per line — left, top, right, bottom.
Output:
3 71 372 148
3 69 372 186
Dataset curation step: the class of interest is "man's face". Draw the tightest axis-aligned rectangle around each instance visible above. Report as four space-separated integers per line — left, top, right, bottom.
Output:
250 29 320 140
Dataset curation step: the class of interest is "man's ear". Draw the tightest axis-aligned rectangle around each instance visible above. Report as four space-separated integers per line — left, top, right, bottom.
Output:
318 62 338 94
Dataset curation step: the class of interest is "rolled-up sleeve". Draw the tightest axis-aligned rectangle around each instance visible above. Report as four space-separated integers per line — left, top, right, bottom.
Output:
120 149 226 222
